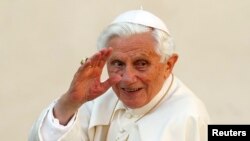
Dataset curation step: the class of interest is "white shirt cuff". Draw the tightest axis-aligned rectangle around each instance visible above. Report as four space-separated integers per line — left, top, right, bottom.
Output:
40 103 77 141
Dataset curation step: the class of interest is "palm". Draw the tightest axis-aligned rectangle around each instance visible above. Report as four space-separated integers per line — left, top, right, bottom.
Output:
67 48 121 105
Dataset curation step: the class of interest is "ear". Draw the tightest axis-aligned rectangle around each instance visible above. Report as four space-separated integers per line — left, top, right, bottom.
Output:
164 53 178 77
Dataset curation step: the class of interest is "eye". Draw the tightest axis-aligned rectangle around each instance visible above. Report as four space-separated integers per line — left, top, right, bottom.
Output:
135 60 149 70
110 60 125 68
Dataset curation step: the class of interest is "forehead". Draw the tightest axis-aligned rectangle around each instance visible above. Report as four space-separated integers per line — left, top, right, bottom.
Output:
107 32 159 58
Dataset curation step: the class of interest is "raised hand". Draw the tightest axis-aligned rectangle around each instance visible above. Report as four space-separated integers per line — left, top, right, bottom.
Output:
54 47 121 125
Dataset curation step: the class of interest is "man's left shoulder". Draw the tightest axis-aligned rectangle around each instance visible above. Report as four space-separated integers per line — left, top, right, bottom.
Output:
159 77 209 119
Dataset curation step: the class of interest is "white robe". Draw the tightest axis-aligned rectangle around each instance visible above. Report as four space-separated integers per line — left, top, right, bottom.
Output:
29 75 210 141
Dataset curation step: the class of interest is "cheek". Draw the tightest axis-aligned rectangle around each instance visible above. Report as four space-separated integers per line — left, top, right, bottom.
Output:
143 65 165 81
141 66 166 92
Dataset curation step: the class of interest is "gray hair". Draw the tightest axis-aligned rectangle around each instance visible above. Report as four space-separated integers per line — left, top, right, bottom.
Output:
97 23 175 62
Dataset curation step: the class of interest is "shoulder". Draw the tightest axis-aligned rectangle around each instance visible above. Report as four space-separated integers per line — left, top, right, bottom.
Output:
156 76 210 122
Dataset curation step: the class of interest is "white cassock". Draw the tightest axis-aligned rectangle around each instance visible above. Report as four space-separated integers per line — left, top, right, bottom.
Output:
29 74 210 141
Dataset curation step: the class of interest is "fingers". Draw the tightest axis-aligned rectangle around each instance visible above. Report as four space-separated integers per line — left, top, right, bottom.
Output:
82 47 112 69
97 48 112 70
75 47 112 80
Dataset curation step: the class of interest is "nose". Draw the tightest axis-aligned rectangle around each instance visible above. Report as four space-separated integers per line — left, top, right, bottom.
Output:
120 66 137 84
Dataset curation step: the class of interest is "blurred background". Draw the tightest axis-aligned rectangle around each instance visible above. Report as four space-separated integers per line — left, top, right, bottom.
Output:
0 0 249 140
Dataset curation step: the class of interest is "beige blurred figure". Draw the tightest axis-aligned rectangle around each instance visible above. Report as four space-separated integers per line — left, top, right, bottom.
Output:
29 10 210 141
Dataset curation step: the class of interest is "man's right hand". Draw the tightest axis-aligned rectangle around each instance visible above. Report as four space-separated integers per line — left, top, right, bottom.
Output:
53 47 121 125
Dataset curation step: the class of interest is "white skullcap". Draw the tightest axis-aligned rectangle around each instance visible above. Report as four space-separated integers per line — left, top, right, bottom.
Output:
111 10 170 34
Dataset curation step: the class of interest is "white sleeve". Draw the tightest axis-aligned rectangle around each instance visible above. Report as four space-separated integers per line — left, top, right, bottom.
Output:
40 104 77 141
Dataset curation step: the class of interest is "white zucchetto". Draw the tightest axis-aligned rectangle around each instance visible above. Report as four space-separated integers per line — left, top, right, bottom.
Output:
111 10 170 34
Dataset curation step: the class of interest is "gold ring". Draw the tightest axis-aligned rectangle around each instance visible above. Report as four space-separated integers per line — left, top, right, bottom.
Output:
80 57 88 65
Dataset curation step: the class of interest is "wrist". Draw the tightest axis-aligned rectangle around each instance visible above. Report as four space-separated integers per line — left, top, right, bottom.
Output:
53 94 79 125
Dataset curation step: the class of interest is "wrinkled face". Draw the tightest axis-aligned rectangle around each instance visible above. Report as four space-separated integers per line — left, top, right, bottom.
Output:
107 32 174 108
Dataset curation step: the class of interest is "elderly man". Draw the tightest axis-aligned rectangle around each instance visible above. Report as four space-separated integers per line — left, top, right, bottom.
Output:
29 10 210 141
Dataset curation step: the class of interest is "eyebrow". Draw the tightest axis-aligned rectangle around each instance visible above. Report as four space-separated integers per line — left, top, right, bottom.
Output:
109 52 151 61
108 55 121 61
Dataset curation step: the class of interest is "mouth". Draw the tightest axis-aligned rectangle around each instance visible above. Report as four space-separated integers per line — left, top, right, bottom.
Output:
121 87 143 93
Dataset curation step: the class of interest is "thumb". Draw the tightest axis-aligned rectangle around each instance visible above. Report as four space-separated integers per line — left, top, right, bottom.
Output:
101 75 121 91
